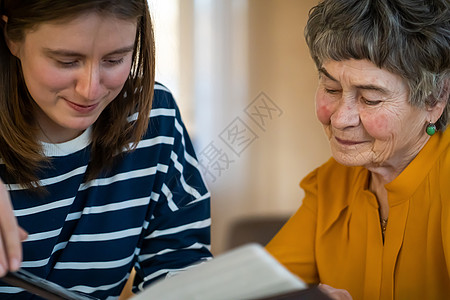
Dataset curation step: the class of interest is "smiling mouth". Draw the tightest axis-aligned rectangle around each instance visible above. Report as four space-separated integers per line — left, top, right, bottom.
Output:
335 137 365 146
65 99 99 113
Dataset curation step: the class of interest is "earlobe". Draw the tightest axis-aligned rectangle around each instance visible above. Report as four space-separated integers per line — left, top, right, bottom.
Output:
4 35 21 59
428 100 446 124
5 38 21 58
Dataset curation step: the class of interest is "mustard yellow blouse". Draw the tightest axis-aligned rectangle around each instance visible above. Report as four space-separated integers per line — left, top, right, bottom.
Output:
266 129 450 300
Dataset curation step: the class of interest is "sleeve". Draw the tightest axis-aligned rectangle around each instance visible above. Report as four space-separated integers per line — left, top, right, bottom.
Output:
132 87 213 292
265 168 320 285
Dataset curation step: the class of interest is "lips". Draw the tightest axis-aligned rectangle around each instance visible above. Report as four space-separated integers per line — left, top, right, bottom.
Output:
334 136 365 146
65 99 99 113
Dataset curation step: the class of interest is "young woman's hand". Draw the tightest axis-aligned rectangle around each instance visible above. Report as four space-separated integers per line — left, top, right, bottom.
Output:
0 180 28 277
318 283 353 300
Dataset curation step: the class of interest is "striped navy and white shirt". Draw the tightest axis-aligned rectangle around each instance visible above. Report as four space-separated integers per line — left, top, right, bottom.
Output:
0 83 212 299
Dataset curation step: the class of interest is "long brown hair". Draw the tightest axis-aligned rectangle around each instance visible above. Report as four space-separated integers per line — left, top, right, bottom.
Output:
0 0 155 188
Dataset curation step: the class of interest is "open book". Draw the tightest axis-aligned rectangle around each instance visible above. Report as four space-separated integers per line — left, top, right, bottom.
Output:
132 243 317 300
2 244 330 300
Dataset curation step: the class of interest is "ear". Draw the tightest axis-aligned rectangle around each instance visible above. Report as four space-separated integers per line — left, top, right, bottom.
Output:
427 79 449 123
2 16 21 58
5 38 21 58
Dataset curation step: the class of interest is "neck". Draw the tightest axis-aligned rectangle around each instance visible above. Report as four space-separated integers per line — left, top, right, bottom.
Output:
366 165 398 184
367 135 431 220
35 109 84 144
366 135 430 184
369 172 389 219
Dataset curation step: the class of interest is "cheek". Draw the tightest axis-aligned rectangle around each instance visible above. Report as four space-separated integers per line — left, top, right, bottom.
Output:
23 60 72 94
315 91 333 125
103 63 132 89
362 113 391 140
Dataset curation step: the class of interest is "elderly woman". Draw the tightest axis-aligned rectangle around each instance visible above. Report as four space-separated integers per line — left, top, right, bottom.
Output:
266 0 450 299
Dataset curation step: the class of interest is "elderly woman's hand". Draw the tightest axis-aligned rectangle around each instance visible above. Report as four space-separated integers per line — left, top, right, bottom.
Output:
0 180 28 277
318 283 353 300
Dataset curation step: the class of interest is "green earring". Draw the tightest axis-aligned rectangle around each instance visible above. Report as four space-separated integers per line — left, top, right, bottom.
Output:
426 123 436 136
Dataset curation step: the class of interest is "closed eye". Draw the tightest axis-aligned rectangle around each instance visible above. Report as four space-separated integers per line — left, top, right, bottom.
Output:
56 60 80 68
363 98 381 106
325 88 341 95
104 57 125 66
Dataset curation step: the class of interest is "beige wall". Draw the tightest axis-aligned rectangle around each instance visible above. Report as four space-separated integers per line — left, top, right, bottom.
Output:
119 2 329 297
207 0 331 254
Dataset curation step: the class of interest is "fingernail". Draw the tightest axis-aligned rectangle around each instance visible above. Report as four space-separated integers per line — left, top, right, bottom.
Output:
0 264 5 276
10 258 20 271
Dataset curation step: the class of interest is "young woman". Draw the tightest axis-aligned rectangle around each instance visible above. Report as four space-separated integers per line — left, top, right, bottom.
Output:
0 0 212 298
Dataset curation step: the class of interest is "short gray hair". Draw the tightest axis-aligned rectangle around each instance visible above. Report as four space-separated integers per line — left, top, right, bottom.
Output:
305 0 450 130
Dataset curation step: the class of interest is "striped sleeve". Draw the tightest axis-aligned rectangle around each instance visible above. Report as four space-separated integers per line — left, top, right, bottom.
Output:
133 85 212 292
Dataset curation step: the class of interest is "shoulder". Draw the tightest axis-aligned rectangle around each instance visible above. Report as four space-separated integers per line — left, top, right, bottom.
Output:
152 82 179 111
301 157 367 192
143 83 189 145
143 83 183 137
434 131 450 196
301 157 368 214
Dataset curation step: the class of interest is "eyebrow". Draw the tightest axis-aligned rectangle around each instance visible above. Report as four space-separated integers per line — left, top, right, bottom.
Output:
318 67 390 95
43 45 135 58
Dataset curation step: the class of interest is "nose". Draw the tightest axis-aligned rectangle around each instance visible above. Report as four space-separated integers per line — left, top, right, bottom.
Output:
330 96 360 129
75 63 105 101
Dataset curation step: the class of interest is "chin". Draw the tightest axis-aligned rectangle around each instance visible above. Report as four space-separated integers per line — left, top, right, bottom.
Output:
332 153 369 168
65 117 98 130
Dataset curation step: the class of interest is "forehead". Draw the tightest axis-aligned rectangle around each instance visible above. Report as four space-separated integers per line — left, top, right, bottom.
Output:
22 12 137 50
320 59 409 92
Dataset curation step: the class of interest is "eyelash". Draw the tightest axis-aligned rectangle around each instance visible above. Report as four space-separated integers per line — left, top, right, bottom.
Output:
325 88 340 95
57 61 79 68
324 88 382 106
105 58 125 66
362 98 381 106
56 58 125 68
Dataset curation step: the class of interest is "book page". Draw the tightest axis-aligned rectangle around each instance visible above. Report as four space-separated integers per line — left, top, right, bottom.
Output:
132 244 307 300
